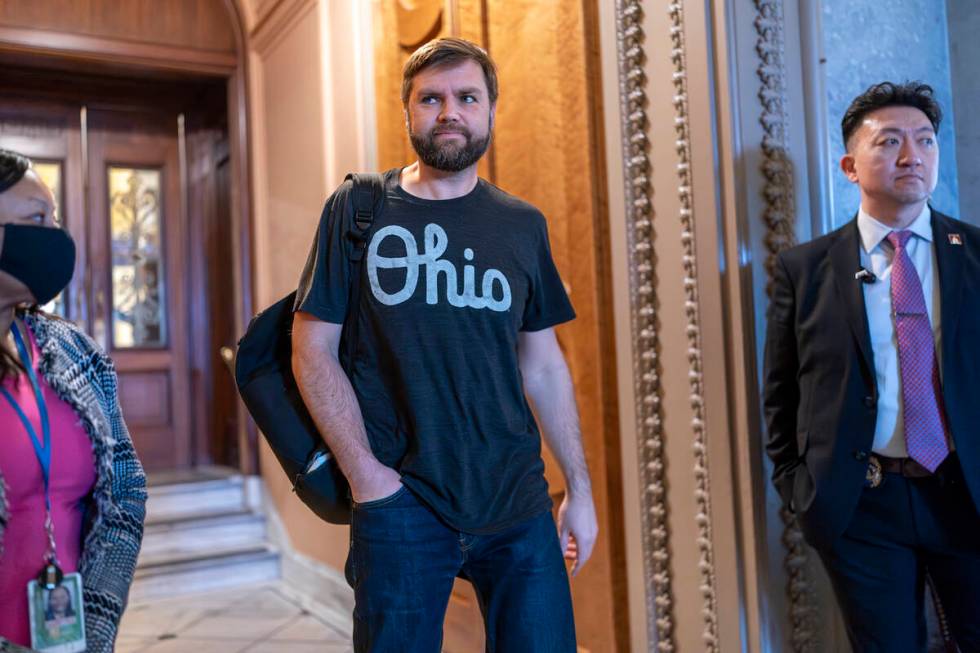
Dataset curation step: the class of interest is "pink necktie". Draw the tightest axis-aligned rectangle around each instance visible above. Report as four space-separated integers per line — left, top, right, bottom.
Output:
887 230 950 472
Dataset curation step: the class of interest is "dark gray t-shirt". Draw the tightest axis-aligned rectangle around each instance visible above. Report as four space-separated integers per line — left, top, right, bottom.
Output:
295 169 575 533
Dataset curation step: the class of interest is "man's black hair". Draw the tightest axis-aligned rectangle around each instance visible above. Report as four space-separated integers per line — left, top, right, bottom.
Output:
0 148 31 194
841 81 942 149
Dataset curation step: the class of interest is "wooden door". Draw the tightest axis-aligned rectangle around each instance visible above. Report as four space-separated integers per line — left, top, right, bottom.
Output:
85 109 192 472
0 65 239 475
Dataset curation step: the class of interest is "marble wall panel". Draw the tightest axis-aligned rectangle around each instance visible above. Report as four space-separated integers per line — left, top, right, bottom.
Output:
947 0 980 225
820 0 960 226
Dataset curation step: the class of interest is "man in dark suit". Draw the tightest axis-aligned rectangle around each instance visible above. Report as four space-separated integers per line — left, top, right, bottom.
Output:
764 81 980 651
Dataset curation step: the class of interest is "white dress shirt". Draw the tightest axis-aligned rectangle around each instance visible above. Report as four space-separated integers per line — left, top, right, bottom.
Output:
858 205 943 457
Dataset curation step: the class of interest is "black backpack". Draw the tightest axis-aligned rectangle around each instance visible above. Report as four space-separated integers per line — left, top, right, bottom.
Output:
234 173 385 524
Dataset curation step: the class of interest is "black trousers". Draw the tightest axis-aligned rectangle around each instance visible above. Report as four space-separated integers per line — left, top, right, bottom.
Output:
816 456 980 653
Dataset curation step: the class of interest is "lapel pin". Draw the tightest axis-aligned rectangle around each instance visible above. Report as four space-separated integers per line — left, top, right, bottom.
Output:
949 233 963 246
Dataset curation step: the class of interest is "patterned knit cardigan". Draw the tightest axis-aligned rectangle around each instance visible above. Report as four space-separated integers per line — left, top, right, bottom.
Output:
0 311 147 653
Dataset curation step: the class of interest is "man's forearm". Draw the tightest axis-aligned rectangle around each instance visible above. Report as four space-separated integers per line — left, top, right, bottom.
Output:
292 347 383 490
525 363 592 496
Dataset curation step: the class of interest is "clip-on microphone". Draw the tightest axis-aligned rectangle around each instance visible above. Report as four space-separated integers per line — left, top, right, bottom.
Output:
855 268 877 284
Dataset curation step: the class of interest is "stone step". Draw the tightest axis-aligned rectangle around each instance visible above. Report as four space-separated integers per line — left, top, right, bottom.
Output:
144 475 248 523
131 544 281 602
140 509 268 561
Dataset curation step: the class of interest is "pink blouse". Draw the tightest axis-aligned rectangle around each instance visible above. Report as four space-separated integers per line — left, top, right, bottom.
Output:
0 326 97 647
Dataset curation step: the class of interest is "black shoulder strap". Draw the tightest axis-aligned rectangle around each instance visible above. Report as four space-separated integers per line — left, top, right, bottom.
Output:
347 172 385 248
343 172 385 366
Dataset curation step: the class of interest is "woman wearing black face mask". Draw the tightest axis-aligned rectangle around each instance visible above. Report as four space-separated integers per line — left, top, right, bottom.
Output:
0 149 146 653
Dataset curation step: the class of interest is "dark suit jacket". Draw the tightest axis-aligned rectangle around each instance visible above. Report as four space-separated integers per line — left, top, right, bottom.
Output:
763 209 980 551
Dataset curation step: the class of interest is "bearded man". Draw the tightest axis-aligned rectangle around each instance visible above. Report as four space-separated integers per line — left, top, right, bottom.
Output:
291 37 596 653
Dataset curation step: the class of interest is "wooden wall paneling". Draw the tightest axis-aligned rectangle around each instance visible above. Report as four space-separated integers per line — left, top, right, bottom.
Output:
186 121 218 467
0 26 237 78
451 0 487 45
486 0 572 500
485 1 623 650
0 67 220 117
372 0 397 169
117 370 178 469
223 0 259 474
450 0 494 182
373 0 424 170
396 0 443 46
186 113 241 468
580 0 629 646
209 148 241 465
0 0 236 54
0 0 240 79
229 69 260 473
118 371 173 426
181 81 234 469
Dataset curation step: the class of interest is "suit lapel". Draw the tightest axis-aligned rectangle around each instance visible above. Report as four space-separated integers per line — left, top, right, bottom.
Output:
830 221 874 375
931 211 965 376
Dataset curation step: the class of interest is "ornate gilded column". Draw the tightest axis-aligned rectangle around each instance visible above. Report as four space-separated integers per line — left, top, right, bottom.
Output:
612 1 677 649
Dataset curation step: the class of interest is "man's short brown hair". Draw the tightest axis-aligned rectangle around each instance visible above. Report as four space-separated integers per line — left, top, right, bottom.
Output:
401 37 498 106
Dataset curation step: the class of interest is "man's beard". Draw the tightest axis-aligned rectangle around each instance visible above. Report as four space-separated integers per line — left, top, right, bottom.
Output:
409 122 492 172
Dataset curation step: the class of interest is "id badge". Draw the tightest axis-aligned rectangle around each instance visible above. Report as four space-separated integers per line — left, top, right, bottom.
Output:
26 572 86 653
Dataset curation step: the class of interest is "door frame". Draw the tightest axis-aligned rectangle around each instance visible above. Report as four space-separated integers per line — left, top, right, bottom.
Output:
0 0 258 473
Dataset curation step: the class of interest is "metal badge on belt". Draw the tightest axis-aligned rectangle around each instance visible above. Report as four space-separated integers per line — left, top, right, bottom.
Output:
865 456 883 488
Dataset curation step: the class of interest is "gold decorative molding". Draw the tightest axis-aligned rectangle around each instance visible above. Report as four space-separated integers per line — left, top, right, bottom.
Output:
666 1 720 650
613 1 676 650
753 2 816 651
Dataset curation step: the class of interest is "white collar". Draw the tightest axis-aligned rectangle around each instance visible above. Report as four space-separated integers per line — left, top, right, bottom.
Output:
857 204 932 254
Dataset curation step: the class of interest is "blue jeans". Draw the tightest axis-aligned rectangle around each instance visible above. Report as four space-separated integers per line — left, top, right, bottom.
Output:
345 486 576 653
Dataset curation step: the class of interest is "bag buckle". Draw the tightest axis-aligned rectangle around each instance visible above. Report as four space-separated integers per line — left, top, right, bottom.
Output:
353 209 372 232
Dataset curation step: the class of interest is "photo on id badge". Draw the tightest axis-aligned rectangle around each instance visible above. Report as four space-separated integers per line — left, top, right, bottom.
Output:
27 573 86 653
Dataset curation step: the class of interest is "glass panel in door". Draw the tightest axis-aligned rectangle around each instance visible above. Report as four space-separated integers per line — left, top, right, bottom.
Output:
107 166 167 348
